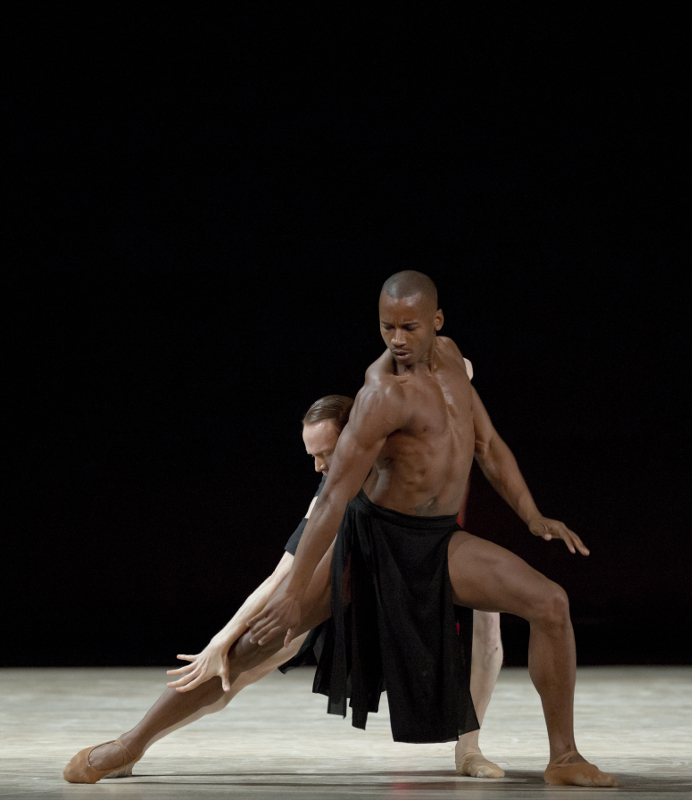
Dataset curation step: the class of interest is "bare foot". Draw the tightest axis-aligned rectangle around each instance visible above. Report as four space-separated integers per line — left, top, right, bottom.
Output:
544 750 617 787
455 743 505 778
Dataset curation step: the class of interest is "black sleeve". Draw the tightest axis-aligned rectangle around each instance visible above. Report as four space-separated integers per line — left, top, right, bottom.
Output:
284 475 327 555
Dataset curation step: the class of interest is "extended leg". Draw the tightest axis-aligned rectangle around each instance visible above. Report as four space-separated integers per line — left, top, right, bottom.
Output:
455 610 505 778
65 548 333 783
447 531 616 788
118 633 308 771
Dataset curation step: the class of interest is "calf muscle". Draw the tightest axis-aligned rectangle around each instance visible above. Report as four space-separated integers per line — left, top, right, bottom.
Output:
448 530 578 762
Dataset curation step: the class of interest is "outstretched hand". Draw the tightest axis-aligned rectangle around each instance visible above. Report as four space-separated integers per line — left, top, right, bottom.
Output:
247 582 302 648
166 640 232 693
528 516 590 556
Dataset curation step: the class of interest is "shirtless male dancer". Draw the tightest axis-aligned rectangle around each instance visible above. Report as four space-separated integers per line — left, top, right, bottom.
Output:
244 270 616 786
65 389 505 782
168 386 505 778
65 271 616 787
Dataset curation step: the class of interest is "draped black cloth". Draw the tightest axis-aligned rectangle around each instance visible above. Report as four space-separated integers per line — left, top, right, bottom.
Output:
282 489 478 744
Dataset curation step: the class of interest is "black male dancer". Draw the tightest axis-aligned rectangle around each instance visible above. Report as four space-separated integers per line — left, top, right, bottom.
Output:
65 272 614 786
248 271 615 787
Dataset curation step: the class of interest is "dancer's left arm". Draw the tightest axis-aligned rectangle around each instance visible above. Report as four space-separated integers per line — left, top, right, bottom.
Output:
472 386 589 556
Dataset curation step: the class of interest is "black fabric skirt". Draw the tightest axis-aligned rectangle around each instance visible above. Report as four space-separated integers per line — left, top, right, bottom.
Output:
282 490 479 744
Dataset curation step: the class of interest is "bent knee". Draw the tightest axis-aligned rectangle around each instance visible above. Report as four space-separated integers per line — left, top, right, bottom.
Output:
533 582 570 627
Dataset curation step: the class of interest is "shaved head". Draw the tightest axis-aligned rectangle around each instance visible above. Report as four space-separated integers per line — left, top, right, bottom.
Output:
378 271 444 368
381 271 438 308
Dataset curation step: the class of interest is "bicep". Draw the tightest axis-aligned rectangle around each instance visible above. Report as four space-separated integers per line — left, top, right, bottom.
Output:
322 385 404 500
322 423 387 501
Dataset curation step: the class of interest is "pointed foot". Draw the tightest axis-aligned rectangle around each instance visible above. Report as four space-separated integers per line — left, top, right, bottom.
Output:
63 738 141 784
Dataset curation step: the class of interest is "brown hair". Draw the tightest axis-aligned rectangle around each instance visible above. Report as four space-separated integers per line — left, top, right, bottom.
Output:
302 394 354 433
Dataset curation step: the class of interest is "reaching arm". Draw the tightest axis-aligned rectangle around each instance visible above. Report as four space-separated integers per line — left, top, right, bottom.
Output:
472 385 589 556
213 552 295 649
166 551 294 692
248 380 407 645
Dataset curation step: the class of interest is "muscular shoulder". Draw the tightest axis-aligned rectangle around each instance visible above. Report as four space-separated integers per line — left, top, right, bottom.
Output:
363 353 406 406
350 354 408 435
436 336 473 379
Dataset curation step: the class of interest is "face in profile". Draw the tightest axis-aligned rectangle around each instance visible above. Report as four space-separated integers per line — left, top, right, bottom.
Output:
302 419 340 475
379 291 443 366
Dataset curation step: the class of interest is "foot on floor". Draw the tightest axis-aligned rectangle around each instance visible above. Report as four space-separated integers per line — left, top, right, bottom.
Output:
544 750 617 787
455 745 505 778
63 738 141 784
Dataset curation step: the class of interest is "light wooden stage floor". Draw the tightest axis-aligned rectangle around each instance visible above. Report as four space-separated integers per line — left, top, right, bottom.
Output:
1 666 690 799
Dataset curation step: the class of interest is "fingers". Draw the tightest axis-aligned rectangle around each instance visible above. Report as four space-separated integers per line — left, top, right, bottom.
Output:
284 628 295 648
257 626 282 646
569 530 590 556
553 524 575 554
246 611 264 628
166 670 198 689
248 617 274 644
166 656 198 675
559 526 590 556
174 673 205 693
166 663 195 675
166 659 202 687
247 621 264 644
221 663 231 693
248 617 283 645
539 519 591 557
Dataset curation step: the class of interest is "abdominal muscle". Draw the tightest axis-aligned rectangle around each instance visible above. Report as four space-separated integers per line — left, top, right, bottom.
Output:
363 431 474 517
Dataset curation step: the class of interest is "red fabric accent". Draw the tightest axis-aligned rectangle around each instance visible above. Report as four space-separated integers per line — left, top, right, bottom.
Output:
457 477 470 528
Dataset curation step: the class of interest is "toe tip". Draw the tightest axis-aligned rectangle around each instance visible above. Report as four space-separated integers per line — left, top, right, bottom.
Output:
62 747 98 784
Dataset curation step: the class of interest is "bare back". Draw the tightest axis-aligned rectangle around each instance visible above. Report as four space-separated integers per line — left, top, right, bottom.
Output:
362 336 475 516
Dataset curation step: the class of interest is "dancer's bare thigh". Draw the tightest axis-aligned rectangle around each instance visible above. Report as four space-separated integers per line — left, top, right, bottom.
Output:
448 531 557 619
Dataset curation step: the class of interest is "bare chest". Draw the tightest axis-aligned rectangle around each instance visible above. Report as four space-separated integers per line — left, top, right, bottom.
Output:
410 368 471 437
365 349 476 513
383 363 473 457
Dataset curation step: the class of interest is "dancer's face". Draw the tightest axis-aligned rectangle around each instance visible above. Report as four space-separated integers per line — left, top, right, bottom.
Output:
303 419 340 475
379 291 443 366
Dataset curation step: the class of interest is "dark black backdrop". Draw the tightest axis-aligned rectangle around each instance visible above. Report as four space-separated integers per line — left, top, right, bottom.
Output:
6 5 689 667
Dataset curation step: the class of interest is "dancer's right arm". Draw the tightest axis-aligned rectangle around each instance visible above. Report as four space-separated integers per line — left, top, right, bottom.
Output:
166 551 294 692
248 381 407 646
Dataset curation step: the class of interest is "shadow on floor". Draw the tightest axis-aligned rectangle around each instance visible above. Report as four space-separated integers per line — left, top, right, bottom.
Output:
101 769 692 793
